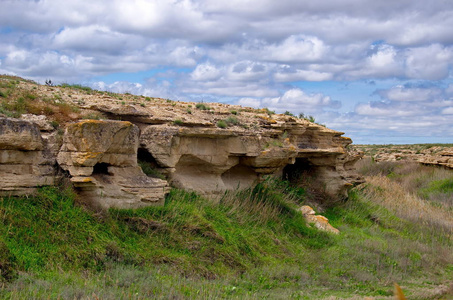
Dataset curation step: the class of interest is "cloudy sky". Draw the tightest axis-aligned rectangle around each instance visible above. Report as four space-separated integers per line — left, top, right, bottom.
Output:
1 0 453 144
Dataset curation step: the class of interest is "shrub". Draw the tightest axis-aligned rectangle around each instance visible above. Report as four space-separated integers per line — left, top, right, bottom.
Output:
224 116 239 126
284 111 294 117
263 108 275 115
196 103 210 110
216 120 227 128
173 119 184 126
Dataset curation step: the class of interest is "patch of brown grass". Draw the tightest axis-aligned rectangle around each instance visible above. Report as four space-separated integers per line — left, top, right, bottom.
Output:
355 159 453 235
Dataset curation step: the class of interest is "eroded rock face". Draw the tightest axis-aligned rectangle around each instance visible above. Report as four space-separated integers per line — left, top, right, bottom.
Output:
0 78 362 208
0 117 55 195
57 120 169 209
140 117 362 199
354 144 453 169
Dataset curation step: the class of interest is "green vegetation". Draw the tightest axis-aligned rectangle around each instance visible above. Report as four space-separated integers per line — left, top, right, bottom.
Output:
0 160 452 298
82 112 102 120
59 83 94 93
216 120 227 128
224 116 239 126
0 76 81 122
173 119 184 126
284 110 295 117
138 161 166 180
195 103 211 110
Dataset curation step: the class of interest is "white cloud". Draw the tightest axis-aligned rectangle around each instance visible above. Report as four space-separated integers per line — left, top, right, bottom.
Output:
1 0 453 143
378 85 442 102
274 69 333 82
263 35 327 63
235 88 339 115
441 107 453 114
226 61 268 81
237 97 262 108
405 44 453 80
355 102 420 117
191 63 222 81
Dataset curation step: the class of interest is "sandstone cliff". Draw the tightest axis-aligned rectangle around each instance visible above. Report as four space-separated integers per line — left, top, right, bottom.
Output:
0 76 362 208
354 144 453 169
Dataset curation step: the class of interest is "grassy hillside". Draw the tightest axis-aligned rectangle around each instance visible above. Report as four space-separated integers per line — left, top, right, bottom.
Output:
0 161 452 299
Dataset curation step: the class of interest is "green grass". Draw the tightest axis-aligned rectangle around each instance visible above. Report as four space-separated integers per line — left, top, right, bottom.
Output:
59 83 94 93
0 168 452 299
216 120 227 128
195 103 210 110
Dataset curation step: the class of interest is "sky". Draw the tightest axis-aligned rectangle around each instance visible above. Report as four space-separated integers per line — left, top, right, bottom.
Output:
1 0 453 144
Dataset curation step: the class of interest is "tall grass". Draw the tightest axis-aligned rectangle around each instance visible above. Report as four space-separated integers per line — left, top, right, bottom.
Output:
0 166 452 299
355 159 453 234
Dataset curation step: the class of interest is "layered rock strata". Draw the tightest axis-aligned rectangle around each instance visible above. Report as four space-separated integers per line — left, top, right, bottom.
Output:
0 77 363 208
354 144 453 169
0 117 55 195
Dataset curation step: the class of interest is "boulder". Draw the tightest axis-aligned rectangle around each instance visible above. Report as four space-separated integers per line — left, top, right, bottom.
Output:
57 120 169 209
0 117 55 195
300 205 340 234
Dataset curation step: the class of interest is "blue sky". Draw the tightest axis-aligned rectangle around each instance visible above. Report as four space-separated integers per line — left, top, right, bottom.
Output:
1 0 453 144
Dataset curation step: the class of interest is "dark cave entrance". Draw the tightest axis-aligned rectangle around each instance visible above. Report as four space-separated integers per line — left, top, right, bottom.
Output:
282 157 315 183
137 148 165 179
93 162 110 175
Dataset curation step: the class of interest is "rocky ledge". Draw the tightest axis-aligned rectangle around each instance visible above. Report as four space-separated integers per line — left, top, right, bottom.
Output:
354 144 453 169
0 76 362 209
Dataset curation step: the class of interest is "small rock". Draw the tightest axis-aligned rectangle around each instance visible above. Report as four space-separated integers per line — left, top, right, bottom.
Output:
300 205 316 215
300 205 340 234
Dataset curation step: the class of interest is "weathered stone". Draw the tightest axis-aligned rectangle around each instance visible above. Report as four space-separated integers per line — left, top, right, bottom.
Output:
20 114 54 131
300 205 340 234
0 117 54 195
57 120 169 209
0 78 363 209
0 117 43 150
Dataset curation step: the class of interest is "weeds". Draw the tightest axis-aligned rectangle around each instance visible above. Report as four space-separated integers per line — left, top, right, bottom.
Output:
195 103 211 110
216 120 227 128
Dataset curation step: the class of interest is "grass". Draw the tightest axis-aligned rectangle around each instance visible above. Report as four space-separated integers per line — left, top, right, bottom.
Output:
0 76 81 122
195 103 211 110
0 164 452 299
216 120 227 128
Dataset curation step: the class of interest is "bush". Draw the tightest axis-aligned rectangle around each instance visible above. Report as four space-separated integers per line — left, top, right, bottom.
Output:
173 119 183 126
216 120 227 128
284 111 294 116
196 103 210 110
224 116 239 125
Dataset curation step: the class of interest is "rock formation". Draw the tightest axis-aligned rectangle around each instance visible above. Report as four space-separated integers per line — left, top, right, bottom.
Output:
300 205 340 234
0 76 362 209
354 144 453 169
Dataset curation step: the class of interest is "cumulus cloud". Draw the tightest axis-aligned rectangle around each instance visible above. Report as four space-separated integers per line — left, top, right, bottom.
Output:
274 68 333 82
376 85 443 102
441 107 453 114
405 44 453 80
1 0 453 143
190 63 222 81
237 88 340 115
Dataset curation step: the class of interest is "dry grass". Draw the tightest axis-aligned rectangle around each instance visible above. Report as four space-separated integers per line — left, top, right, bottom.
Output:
359 175 453 232
355 159 453 236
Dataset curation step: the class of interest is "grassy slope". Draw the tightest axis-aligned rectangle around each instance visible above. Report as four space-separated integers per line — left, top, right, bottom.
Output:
0 162 452 299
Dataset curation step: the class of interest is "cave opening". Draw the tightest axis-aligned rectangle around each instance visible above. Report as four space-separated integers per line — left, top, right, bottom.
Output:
93 162 110 175
137 148 165 179
282 157 314 183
